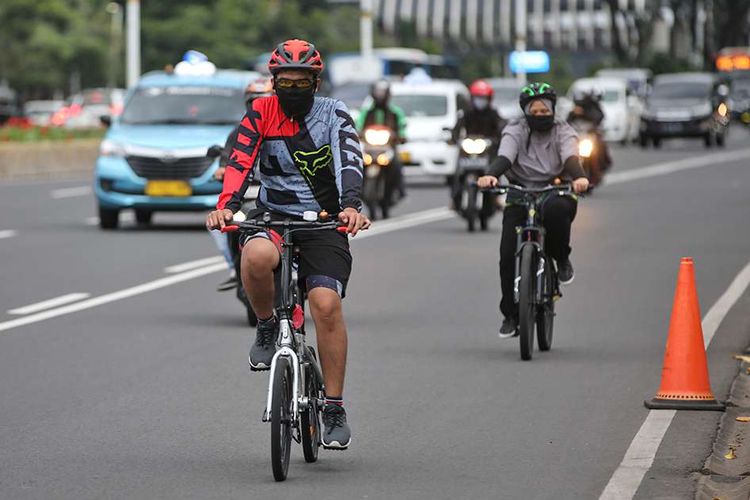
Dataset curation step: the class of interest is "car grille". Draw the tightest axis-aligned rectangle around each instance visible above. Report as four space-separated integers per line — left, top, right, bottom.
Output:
126 155 213 179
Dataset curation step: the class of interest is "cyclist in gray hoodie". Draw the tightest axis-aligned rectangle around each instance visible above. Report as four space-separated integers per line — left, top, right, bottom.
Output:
477 82 589 338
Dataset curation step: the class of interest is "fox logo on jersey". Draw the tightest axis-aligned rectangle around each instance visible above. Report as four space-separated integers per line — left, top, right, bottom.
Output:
293 145 333 179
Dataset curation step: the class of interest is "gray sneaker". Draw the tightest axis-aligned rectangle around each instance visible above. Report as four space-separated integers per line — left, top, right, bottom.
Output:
498 317 518 339
248 317 278 371
322 404 351 450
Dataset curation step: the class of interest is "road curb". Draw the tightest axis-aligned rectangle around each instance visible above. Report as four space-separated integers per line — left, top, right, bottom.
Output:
696 353 750 499
0 139 98 181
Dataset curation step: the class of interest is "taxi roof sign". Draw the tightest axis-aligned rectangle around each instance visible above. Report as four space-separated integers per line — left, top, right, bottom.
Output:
509 51 550 74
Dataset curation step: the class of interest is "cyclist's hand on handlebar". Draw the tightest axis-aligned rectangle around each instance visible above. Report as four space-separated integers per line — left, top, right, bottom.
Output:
477 175 498 189
206 208 234 230
339 207 370 237
572 177 590 194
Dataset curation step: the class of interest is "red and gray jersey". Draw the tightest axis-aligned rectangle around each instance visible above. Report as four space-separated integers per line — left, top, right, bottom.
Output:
217 95 364 216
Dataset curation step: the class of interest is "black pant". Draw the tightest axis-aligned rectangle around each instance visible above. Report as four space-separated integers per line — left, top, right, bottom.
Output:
499 196 578 318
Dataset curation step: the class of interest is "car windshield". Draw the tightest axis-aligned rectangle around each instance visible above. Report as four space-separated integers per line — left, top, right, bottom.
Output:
651 82 711 100
600 89 622 103
492 86 519 101
120 86 245 125
732 82 750 99
329 83 371 110
390 94 448 117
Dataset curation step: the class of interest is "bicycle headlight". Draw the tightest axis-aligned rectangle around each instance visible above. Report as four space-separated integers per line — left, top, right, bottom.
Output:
364 128 391 146
578 138 594 158
99 139 127 157
461 138 488 155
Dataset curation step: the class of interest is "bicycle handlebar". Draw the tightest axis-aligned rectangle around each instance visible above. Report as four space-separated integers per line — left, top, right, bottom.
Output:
220 218 349 234
479 183 575 195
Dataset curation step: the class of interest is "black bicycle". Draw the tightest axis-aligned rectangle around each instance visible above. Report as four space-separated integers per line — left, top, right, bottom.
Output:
482 184 575 360
223 212 348 481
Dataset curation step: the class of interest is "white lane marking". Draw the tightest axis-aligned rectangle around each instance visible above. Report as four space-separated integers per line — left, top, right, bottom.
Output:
165 256 225 274
606 148 750 186
0 230 17 239
599 259 750 500
8 293 91 315
0 264 227 333
0 208 455 334
353 207 453 240
50 186 92 199
86 213 135 226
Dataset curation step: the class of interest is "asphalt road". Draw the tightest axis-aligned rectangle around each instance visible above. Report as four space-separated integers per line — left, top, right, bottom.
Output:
1 134 750 499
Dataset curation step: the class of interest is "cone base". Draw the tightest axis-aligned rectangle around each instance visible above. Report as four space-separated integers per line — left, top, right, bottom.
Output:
644 397 725 411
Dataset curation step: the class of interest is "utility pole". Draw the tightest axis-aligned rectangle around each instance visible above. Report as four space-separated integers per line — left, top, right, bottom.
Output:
126 0 141 88
360 0 374 59
514 0 527 83
106 2 123 89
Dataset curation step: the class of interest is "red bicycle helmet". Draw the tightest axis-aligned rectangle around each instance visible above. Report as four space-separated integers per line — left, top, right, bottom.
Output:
268 39 324 75
469 80 494 98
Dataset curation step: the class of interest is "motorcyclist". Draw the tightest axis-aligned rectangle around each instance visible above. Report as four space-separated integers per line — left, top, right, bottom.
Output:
211 77 273 292
206 39 369 449
477 82 589 338
450 79 506 209
356 79 407 199
567 89 612 169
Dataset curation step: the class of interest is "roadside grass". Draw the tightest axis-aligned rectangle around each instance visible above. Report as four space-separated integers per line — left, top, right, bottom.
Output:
0 125 105 143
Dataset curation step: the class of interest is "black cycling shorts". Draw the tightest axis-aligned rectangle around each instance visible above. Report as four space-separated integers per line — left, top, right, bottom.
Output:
239 208 352 297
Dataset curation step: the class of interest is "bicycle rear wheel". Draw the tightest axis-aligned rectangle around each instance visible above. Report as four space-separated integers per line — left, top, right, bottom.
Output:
300 360 321 463
271 357 292 481
518 244 536 361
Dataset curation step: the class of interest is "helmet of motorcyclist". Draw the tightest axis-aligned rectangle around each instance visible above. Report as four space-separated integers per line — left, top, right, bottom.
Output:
469 80 494 111
519 82 557 132
268 39 324 76
371 79 391 108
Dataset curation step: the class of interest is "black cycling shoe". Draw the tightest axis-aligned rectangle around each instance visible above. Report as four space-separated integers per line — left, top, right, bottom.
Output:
216 275 238 292
248 316 278 371
321 404 351 450
498 317 518 339
557 258 575 286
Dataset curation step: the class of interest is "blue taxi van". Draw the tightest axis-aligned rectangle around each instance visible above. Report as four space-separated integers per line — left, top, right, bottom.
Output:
94 56 258 228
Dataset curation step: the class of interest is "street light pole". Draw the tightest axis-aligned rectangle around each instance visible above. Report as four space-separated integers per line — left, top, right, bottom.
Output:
106 2 122 89
514 0 527 83
360 0 374 59
126 0 141 88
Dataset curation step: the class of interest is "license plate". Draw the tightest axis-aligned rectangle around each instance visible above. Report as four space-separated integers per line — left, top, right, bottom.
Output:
399 151 411 163
660 123 683 133
145 180 192 197
459 157 488 168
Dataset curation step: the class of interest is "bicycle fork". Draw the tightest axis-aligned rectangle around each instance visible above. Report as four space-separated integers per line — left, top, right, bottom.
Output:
262 318 300 424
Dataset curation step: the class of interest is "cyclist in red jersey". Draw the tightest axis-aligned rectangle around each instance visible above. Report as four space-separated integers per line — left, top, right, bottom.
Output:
207 40 369 449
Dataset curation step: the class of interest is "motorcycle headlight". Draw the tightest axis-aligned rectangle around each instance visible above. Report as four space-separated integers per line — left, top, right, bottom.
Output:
461 138 488 155
578 138 594 158
717 102 728 117
99 139 127 157
364 128 392 146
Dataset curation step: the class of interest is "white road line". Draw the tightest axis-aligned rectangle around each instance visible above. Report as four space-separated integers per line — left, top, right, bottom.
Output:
0 264 227 333
0 230 17 239
165 256 225 274
599 259 750 500
8 293 91 315
50 186 92 199
86 213 135 226
606 148 750 186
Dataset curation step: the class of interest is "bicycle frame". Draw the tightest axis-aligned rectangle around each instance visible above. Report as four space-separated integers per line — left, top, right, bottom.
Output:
513 196 549 306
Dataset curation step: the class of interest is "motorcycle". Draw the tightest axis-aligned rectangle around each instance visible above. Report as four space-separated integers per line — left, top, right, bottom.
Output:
361 125 398 220
568 118 609 189
207 144 258 327
454 135 498 232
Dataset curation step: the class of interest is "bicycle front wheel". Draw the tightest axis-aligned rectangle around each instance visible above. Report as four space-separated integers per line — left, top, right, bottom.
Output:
271 357 292 481
518 244 536 361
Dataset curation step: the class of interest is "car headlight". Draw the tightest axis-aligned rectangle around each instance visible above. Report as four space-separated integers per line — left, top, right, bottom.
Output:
99 139 127 157
364 128 391 146
578 138 594 158
461 138 488 155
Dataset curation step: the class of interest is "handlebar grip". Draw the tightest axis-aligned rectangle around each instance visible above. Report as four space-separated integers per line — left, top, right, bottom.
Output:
220 225 239 233
336 226 350 234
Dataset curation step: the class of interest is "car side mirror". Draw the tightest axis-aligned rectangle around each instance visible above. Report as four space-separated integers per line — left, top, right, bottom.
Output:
99 115 112 127
206 144 223 158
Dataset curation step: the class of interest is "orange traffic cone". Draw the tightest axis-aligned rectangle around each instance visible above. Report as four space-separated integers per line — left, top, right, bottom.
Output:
645 257 725 411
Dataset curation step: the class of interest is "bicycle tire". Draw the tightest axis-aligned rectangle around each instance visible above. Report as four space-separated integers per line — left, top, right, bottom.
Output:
271 357 292 481
518 244 536 361
536 270 554 351
300 362 321 463
466 182 477 232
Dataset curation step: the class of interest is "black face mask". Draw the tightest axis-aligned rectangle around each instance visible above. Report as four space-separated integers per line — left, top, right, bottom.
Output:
276 86 316 120
526 114 555 132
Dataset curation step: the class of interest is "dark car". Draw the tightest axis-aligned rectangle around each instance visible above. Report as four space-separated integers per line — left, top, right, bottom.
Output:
639 73 728 148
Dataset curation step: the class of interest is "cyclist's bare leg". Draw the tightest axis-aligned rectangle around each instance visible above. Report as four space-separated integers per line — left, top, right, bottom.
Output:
240 238 279 320
307 287 347 396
